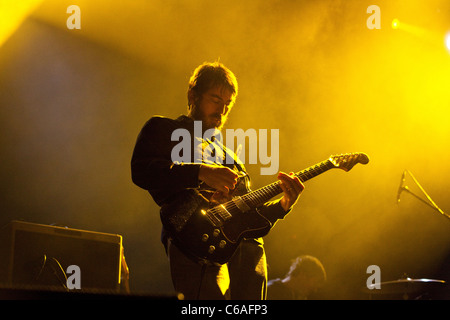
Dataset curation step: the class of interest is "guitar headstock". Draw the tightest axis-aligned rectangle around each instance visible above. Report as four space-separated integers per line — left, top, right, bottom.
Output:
329 153 370 172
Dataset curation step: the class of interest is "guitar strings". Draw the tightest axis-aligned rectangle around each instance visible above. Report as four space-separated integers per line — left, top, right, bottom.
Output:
208 160 334 223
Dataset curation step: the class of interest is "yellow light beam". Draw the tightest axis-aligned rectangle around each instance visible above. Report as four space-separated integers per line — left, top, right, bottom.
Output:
391 18 449 53
391 18 427 37
0 0 44 48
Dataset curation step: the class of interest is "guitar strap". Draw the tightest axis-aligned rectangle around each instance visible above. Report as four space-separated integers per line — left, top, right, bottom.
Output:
204 136 247 174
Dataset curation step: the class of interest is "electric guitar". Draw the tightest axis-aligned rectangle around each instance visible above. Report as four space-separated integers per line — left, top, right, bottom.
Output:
161 152 369 265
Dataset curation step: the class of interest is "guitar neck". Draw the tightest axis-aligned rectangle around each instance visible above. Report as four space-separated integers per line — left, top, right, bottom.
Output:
240 159 335 207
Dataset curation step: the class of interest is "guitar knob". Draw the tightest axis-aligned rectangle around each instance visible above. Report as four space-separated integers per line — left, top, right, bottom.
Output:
201 234 209 242
219 240 226 248
213 229 220 237
208 245 215 254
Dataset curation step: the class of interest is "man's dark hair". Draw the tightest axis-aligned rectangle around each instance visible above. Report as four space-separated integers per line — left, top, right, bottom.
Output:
187 61 238 109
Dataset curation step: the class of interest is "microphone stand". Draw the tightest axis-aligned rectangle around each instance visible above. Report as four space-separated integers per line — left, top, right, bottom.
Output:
399 170 450 221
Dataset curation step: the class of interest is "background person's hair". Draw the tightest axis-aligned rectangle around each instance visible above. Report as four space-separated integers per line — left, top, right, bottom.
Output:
286 255 327 282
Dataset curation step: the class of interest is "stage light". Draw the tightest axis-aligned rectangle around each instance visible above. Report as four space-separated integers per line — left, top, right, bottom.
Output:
445 32 450 52
392 19 399 29
0 0 43 48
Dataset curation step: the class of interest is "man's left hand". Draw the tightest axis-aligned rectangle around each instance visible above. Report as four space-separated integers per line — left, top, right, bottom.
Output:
278 172 304 212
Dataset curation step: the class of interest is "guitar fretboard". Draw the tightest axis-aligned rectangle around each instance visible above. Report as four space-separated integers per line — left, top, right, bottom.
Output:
240 160 335 207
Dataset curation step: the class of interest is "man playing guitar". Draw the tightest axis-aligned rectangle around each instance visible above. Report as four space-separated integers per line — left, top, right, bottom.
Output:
131 61 304 300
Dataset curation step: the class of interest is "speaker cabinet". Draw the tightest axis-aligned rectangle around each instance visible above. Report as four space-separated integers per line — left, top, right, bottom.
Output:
0 220 123 292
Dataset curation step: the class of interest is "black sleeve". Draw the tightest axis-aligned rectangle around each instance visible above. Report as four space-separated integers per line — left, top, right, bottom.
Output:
257 199 291 226
131 117 202 204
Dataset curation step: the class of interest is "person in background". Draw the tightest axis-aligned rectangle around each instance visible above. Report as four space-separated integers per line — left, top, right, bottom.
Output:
267 255 326 300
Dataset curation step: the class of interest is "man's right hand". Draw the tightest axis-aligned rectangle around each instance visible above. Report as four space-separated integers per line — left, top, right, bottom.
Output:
198 164 238 194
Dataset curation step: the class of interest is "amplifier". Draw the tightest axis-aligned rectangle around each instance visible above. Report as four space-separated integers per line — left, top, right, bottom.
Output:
0 220 123 291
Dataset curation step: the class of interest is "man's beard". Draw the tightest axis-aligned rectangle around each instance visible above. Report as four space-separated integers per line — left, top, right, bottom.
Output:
190 107 227 131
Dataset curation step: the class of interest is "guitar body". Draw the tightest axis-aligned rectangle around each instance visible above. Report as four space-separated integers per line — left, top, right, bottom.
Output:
161 175 272 265
172 201 272 265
